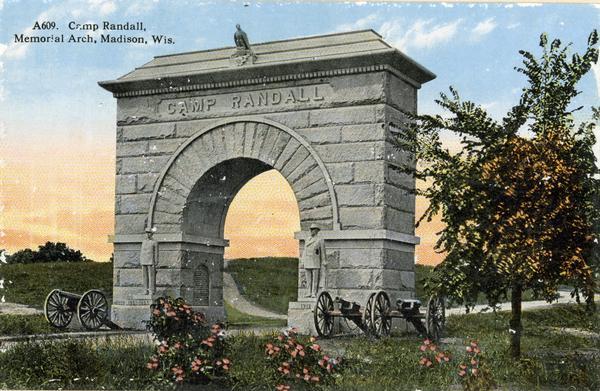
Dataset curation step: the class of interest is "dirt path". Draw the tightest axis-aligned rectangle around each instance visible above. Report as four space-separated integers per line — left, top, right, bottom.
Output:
223 272 287 320
0 302 43 316
446 290 597 315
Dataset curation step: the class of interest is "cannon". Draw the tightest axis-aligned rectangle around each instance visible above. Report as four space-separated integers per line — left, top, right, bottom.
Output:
313 290 445 340
44 289 110 330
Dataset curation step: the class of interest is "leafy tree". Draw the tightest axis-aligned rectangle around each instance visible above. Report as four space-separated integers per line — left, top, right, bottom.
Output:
7 248 37 264
8 242 89 263
400 31 599 357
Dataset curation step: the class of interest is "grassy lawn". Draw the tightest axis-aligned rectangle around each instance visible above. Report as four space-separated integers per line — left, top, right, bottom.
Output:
0 261 113 308
0 304 597 390
226 257 298 314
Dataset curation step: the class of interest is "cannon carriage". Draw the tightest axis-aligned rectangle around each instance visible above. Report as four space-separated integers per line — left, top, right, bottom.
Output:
44 289 112 330
313 290 445 340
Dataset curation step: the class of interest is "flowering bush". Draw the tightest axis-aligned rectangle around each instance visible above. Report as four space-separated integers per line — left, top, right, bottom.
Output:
418 339 452 368
145 297 230 386
265 328 342 389
457 340 495 391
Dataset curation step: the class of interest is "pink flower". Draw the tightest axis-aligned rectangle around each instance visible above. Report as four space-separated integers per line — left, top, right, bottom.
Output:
458 370 466 377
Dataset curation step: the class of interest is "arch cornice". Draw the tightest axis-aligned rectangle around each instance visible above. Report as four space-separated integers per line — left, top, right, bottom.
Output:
147 117 341 232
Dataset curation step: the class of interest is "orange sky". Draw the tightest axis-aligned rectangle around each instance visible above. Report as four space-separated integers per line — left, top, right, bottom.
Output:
1 140 443 265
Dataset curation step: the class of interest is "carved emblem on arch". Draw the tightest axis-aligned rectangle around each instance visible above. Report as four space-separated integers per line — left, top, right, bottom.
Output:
147 117 341 234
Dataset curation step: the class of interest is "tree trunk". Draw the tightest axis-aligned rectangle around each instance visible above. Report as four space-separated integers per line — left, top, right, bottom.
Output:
510 283 523 358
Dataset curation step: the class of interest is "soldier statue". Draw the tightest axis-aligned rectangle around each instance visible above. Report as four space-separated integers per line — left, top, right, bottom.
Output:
301 224 327 298
230 24 257 66
234 24 251 50
140 228 157 295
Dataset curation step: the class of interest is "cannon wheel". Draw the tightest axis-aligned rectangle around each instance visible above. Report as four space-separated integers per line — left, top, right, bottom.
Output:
362 292 376 335
313 291 334 338
371 291 392 337
77 290 109 330
426 295 446 342
44 289 73 329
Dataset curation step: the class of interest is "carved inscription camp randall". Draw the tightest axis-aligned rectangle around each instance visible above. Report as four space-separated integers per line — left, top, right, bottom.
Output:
160 85 327 118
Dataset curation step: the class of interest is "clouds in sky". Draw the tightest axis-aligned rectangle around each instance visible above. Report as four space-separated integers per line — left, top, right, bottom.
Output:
333 13 378 32
334 13 505 53
471 17 497 41
334 14 464 52
380 18 462 51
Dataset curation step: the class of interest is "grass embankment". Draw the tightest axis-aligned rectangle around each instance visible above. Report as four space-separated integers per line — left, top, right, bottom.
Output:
226 257 298 314
0 262 114 335
0 261 113 308
0 304 597 390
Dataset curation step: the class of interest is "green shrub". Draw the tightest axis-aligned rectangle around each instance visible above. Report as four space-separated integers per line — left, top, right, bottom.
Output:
8 242 89 264
0 338 154 389
0 340 101 388
0 314 54 335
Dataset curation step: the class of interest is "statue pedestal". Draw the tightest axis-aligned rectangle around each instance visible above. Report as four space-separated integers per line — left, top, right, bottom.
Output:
287 299 317 335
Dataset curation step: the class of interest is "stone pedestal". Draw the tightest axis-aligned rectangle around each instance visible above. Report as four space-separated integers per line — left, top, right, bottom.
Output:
287 300 317 335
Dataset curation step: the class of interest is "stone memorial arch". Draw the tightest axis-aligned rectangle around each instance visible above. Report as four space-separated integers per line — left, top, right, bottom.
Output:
100 29 435 330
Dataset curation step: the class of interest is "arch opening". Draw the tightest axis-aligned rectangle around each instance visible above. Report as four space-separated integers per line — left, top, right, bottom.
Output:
224 169 301 259
147 119 338 322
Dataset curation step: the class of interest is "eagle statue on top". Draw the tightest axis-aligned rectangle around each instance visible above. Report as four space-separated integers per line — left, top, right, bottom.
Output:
230 24 257 66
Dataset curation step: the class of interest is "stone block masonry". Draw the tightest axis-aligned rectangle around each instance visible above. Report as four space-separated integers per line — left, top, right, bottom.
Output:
100 29 434 331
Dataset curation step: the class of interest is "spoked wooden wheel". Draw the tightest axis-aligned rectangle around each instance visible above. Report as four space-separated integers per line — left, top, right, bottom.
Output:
77 290 109 330
44 289 73 329
313 291 334 338
371 291 392 337
362 292 376 335
426 295 446 342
